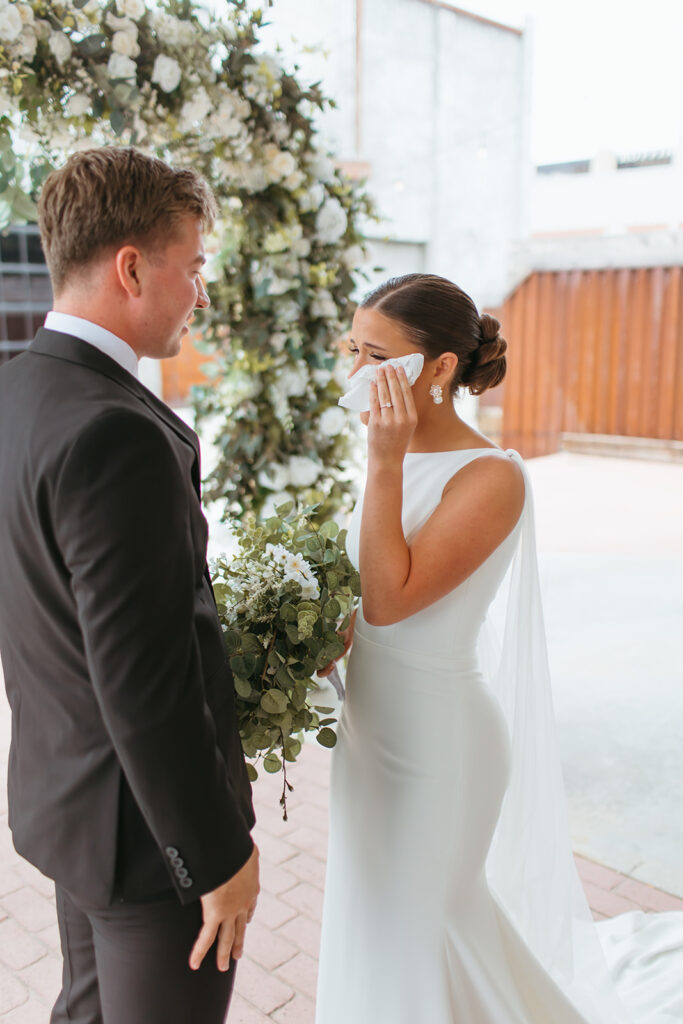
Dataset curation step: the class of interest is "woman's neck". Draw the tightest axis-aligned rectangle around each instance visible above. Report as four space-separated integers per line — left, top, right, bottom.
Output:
407 409 495 453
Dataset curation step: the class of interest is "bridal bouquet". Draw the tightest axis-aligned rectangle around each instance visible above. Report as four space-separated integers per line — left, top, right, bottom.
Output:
210 501 360 815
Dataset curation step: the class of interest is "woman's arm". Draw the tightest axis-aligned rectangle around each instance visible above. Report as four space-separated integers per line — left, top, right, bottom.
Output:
360 365 525 627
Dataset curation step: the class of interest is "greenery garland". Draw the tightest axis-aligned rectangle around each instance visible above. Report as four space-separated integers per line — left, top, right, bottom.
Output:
0 0 375 517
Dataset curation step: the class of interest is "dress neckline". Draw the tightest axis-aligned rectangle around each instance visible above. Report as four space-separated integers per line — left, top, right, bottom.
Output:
404 447 505 457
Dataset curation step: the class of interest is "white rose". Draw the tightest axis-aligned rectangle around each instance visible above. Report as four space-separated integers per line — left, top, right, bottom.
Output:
278 300 301 323
18 4 34 25
278 364 309 398
16 27 37 60
151 54 181 93
108 52 137 79
318 405 347 437
270 332 288 352
283 169 305 192
0 4 22 42
342 243 366 271
292 237 311 258
112 28 139 57
267 150 297 182
262 490 293 518
312 368 332 386
287 455 321 488
310 289 338 320
118 0 146 19
298 182 325 213
49 30 72 65
179 87 212 130
258 463 291 492
66 93 91 118
307 150 335 183
315 197 347 245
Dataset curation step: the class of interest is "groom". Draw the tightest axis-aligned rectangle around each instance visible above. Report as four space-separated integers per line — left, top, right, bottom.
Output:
0 147 258 1023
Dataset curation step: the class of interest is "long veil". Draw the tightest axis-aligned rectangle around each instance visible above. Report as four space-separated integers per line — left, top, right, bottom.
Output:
479 451 683 1024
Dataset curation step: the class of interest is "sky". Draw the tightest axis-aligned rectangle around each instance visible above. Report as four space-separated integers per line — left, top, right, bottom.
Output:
465 0 683 163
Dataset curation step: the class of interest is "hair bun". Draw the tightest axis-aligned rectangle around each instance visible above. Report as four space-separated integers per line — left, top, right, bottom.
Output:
460 313 508 395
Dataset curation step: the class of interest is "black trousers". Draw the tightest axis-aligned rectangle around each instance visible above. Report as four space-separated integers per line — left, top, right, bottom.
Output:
51 885 236 1024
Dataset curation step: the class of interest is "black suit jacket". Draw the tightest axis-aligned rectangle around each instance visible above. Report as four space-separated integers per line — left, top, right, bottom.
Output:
0 329 255 906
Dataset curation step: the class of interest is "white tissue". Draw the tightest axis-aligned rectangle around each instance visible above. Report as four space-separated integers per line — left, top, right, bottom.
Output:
338 352 424 412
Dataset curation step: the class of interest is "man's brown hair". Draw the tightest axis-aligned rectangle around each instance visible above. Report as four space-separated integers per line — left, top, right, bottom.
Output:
37 146 218 294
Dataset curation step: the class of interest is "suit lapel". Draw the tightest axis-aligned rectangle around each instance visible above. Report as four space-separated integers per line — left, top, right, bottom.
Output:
30 328 202 496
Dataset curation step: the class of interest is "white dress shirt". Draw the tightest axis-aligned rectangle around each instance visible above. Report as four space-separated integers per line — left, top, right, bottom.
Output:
44 311 139 379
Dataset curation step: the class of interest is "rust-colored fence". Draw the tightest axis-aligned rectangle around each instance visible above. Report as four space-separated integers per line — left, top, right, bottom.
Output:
499 267 683 457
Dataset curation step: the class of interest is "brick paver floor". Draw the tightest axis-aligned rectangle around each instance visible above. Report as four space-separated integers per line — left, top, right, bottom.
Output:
2 729 683 1022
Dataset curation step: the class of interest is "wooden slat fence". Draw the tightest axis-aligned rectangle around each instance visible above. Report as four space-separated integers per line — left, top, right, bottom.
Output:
498 267 683 458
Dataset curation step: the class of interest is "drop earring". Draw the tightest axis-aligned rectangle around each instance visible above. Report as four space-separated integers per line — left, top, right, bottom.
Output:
429 383 443 405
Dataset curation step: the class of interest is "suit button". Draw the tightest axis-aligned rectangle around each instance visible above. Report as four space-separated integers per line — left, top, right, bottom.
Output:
180 877 193 889
176 867 189 880
171 856 184 869
165 847 179 859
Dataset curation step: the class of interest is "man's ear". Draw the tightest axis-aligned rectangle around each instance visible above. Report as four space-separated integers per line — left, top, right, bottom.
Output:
115 245 144 298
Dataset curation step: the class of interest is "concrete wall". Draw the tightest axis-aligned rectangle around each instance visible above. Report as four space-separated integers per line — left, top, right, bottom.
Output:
260 0 531 309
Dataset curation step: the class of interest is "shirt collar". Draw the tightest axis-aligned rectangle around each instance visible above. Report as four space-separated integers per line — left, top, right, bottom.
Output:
44 312 139 379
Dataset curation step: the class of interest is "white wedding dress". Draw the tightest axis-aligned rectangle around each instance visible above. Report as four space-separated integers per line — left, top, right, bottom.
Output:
316 448 683 1024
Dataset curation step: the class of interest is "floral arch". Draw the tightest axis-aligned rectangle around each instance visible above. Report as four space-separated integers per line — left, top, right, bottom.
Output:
0 0 374 516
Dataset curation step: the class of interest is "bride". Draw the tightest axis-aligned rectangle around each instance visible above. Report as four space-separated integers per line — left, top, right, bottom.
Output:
315 273 683 1023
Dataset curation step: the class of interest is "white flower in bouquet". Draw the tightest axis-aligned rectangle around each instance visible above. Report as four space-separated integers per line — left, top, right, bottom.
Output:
118 0 146 19
66 93 91 118
277 363 309 398
315 197 347 245
265 542 290 565
287 454 321 488
112 28 140 58
0 3 22 42
49 31 72 66
259 464 291 492
152 54 182 93
312 368 332 387
318 405 346 438
310 288 338 321
108 52 137 80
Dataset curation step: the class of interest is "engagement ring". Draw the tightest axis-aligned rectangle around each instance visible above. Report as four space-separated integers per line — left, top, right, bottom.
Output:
381 402 393 409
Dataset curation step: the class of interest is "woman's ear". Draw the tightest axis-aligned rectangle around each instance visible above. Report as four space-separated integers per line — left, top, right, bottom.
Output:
114 245 144 298
433 352 458 390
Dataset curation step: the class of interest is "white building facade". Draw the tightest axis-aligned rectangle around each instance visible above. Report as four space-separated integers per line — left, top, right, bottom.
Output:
260 0 531 310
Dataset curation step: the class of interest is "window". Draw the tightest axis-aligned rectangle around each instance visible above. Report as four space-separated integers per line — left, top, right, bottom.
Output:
0 226 52 367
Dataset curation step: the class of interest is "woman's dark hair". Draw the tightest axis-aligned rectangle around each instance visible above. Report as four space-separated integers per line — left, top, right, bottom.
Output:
360 273 507 396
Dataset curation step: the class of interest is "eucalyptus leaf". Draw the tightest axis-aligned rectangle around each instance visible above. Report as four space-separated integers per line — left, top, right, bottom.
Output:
263 752 282 773
260 688 289 714
316 727 337 748
245 763 258 782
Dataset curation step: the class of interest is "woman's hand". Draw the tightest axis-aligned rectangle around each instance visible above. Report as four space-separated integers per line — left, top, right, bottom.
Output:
317 608 357 678
367 365 418 467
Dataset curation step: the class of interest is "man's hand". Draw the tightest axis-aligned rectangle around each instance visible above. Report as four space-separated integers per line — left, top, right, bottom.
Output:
189 843 260 972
